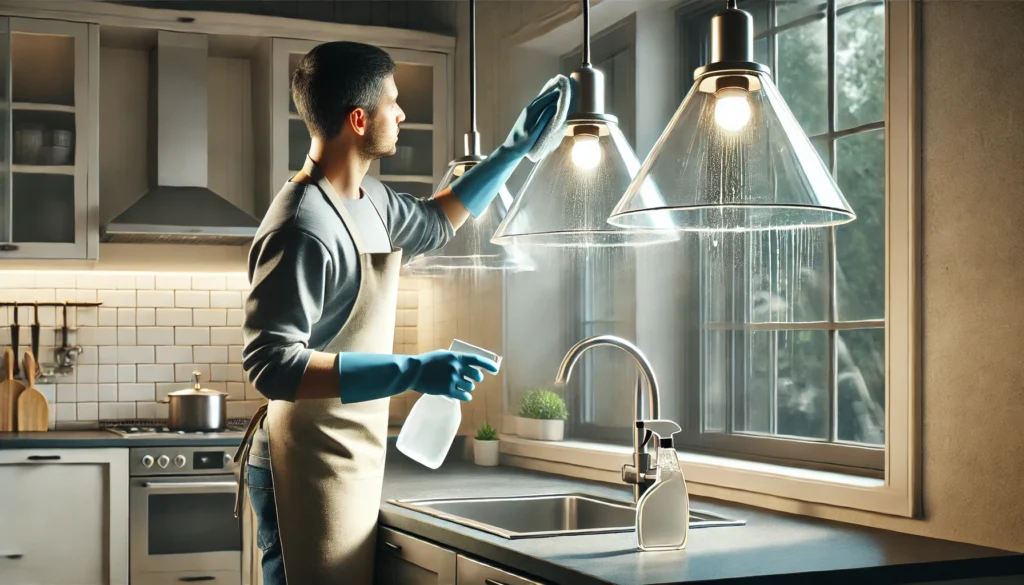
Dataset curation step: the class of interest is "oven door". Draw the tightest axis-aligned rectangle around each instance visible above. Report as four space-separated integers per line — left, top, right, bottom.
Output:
130 474 242 576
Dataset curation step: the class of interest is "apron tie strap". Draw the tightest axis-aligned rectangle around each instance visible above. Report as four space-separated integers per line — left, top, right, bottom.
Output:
234 403 269 519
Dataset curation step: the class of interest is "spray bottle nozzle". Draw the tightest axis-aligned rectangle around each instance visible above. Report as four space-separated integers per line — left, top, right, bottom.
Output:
637 420 682 448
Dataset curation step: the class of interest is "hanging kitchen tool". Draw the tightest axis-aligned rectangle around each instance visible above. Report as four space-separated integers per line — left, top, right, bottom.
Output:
10 302 19 379
16 351 48 432
48 302 81 378
30 302 40 377
0 348 26 432
162 371 228 432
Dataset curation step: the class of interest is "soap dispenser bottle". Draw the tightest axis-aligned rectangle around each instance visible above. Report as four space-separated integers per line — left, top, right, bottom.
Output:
635 419 689 551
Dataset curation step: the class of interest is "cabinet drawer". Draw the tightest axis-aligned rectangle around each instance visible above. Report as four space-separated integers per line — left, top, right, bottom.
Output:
376 527 456 585
456 555 543 585
134 570 240 584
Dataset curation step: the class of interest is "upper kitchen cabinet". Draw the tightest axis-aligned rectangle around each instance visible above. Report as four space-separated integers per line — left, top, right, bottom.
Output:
0 17 99 260
263 38 450 214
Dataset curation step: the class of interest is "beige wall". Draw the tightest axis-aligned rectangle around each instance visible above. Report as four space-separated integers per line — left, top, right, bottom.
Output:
450 0 1024 553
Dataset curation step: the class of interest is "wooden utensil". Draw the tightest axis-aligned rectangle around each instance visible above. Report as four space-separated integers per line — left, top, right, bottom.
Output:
16 351 48 432
0 347 26 431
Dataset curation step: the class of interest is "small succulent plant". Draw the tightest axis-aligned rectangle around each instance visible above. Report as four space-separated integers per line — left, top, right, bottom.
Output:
518 389 568 421
475 422 498 441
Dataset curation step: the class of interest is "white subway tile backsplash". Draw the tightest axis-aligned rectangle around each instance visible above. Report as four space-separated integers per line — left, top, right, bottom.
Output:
175 363 211 382
193 309 227 327
99 402 119 420
194 346 228 363
227 309 245 326
175 291 209 308
135 274 155 290
57 384 76 402
98 308 118 326
115 274 137 289
176 327 210 345
227 401 246 418
117 327 137 345
226 274 249 290
98 383 118 402
76 289 98 303
77 384 98 402
156 308 192 327
99 346 119 364
138 290 175 308
119 346 155 364
193 275 226 290
136 308 156 327
242 401 263 417
155 274 191 290
37 384 56 404
117 308 136 326
56 403 76 422
136 401 159 418
98 290 135 307
77 307 97 327
229 346 243 363
77 402 99 421
0 272 33 288
156 383 178 402
138 364 174 383
98 365 117 384
211 327 242 345
227 382 245 400
118 402 137 418
211 364 229 382
119 383 155 402
75 273 106 289
210 291 242 309
138 327 174 345
156 346 194 364
118 365 136 383
76 365 98 383
37 273 76 288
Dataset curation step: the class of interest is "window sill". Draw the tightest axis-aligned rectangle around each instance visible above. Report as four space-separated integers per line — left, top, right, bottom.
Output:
497 434 918 517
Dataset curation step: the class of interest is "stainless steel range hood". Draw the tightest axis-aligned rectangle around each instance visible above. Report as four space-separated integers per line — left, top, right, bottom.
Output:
102 31 260 245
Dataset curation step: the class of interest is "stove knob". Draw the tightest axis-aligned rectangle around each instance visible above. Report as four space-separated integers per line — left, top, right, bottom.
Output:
223 453 232 466
141 455 154 468
157 455 170 469
174 455 187 468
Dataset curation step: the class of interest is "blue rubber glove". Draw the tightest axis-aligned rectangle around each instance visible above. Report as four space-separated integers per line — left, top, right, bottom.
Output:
450 86 563 218
338 351 499 404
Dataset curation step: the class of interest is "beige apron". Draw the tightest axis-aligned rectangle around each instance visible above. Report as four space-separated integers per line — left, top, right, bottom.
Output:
235 160 401 585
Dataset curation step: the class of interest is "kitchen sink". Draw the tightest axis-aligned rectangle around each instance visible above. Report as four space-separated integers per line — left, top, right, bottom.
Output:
386 493 745 539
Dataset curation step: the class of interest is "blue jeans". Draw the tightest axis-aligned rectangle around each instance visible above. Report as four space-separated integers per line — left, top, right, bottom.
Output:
247 464 285 585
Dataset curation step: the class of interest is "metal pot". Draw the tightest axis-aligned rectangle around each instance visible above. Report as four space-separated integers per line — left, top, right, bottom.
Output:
164 371 227 432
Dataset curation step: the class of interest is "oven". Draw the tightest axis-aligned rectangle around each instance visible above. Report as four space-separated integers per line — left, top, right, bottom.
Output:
129 446 242 584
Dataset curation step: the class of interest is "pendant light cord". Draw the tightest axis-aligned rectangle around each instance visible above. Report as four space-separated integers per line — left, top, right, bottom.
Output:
582 0 591 66
470 0 477 133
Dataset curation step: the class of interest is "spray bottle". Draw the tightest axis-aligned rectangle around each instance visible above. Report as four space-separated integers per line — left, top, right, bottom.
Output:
635 419 689 551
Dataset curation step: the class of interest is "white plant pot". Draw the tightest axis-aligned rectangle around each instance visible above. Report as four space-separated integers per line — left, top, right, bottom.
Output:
473 439 500 466
516 417 564 441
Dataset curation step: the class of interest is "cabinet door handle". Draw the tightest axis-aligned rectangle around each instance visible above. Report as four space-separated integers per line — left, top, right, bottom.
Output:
485 579 509 585
178 577 216 582
27 455 61 461
383 541 402 552
4 554 23 559
0 244 19 252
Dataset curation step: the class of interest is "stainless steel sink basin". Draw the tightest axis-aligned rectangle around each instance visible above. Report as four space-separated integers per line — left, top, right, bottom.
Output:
386 493 745 539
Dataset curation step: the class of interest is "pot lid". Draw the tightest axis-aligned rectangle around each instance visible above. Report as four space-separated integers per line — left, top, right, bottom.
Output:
168 371 227 397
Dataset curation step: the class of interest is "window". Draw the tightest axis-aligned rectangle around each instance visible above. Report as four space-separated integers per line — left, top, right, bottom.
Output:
676 0 887 473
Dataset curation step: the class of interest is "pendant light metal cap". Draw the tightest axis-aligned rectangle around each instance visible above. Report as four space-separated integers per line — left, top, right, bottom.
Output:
608 67 856 233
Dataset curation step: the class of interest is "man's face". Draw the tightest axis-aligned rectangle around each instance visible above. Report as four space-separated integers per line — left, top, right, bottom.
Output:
360 75 405 160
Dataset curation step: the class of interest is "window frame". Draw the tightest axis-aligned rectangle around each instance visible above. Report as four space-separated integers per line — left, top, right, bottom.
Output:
500 0 921 518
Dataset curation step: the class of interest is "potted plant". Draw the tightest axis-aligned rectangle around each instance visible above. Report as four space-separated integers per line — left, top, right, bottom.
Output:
472 423 500 466
516 389 568 441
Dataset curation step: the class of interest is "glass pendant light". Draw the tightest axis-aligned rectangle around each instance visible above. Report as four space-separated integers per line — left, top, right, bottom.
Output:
490 0 677 248
404 0 534 273
608 0 856 232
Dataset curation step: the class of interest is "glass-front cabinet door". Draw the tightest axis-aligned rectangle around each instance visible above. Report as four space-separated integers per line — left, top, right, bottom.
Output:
0 17 97 259
269 38 450 210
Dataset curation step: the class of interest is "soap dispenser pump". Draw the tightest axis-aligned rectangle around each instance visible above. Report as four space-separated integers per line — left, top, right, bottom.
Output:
635 419 689 551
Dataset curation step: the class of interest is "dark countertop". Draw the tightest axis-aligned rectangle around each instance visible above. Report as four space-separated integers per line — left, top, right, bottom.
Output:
0 428 244 448
380 450 1024 585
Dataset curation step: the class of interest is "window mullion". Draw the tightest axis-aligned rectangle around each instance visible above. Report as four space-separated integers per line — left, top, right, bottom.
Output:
826 0 840 443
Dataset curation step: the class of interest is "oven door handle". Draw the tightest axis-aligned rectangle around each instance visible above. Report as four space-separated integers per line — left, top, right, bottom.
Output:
142 481 238 490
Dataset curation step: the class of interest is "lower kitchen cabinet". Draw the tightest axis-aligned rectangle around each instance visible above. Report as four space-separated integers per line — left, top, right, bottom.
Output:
0 448 129 585
456 555 542 585
376 526 457 585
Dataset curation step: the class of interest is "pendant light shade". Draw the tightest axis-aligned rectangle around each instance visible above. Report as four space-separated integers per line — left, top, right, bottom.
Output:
404 0 533 273
490 1 677 248
405 154 534 272
608 0 855 232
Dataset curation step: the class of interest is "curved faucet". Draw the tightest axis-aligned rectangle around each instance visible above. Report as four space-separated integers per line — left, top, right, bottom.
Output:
555 335 662 502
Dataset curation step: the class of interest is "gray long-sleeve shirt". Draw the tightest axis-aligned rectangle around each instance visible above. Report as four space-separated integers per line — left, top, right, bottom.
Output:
242 177 453 468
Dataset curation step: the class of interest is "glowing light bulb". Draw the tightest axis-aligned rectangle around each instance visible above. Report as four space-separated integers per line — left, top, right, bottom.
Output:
714 88 751 131
571 134 601 169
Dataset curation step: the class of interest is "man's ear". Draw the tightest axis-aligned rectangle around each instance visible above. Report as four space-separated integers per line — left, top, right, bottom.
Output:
348 108 368 137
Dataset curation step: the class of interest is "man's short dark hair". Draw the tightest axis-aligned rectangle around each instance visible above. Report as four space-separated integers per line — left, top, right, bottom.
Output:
291 41 397 141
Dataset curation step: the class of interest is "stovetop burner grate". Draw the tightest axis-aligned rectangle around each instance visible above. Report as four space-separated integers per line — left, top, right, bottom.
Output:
103 418 249 435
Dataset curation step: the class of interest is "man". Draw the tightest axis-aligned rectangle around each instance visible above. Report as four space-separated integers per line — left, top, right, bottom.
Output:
236 41 563 585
